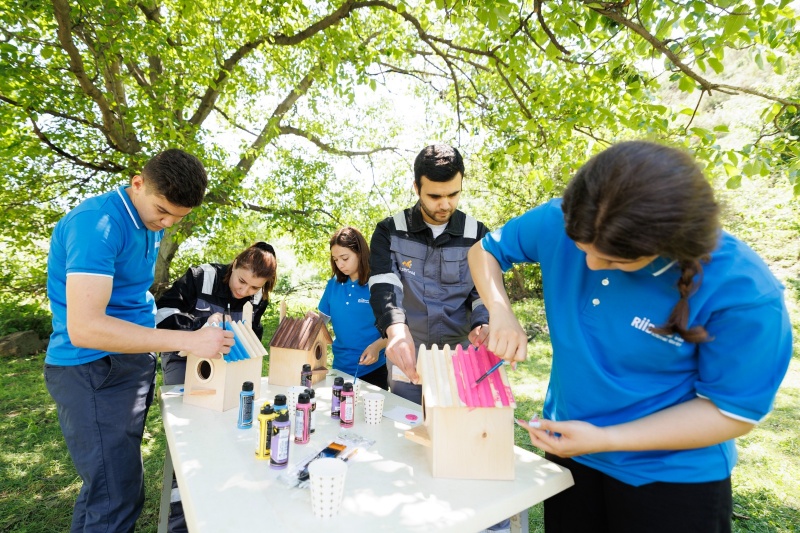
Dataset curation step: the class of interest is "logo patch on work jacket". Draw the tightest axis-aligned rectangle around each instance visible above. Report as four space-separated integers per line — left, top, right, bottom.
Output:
400 259 416 276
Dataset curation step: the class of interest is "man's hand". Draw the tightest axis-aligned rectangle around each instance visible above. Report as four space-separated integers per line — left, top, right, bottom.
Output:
385 323 419 384
187 327 234 360
468 323 489 347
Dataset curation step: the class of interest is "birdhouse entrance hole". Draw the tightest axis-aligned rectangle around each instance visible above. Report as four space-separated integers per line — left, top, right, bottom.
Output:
196 359 213 382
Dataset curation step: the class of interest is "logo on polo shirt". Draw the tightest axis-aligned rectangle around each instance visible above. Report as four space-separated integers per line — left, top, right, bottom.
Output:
358 298 369 304
631 316 684 347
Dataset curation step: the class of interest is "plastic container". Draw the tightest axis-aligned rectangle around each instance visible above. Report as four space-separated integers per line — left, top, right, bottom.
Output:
294 392 311 444
331 377 344 419
270 411 291 469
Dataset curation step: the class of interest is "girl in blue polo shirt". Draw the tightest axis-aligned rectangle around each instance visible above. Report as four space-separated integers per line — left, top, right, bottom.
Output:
468 141 792 533
319 227 388 389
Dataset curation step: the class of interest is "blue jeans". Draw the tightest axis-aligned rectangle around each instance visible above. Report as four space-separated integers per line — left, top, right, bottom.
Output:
45 353 157 533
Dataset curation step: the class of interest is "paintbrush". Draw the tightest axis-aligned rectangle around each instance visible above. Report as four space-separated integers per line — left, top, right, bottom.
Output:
472 359 506 388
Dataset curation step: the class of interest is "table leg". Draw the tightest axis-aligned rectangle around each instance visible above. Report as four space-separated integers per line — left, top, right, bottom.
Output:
510 507 529 533
157 444 174 533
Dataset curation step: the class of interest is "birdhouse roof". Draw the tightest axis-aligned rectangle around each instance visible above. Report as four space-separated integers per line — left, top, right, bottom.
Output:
269 310 332 351
417 344 516 408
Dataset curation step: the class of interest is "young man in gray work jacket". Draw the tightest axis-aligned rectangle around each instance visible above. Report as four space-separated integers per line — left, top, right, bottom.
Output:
368 144 491 405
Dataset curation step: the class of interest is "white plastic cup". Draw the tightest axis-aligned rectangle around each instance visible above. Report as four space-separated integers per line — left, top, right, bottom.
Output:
353 380 362 405
363 392 385 425
308 458 348 519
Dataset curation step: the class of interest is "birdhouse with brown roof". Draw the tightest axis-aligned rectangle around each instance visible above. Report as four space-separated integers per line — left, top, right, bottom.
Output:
267 302 331 387
405 343 516 480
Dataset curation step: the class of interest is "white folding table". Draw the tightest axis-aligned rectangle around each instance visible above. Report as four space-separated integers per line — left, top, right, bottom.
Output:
157 374 573 532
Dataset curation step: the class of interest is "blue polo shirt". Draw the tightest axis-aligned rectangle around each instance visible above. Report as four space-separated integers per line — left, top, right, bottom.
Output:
46 186 163 366
481 199 792 486
318 277 386 377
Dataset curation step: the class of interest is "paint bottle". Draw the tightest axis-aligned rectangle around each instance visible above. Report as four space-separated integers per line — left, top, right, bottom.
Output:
305 387 317 434
273 394 288 417
294 392 311 444
237 381 255 429
340 382 354 428
269 411 291 469
301 363 313 388
331 376 344 419
255 404 276 460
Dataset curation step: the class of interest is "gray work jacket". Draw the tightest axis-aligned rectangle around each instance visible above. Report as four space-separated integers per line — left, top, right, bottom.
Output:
368 202 490 350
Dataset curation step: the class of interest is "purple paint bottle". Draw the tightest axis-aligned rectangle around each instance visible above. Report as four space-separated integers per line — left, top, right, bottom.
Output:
270 411 291 469
301 364 312 388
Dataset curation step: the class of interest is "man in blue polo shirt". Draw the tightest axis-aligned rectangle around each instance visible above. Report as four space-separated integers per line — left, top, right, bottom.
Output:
44 149 234 532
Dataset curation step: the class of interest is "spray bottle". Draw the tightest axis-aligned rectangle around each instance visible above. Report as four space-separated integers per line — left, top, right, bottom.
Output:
270 410 291 469
300 363 313 388
331 377 344 419
294 392 311 444
255 404 276 460
237 381 255 429
305 387 317 434
340 382 354 428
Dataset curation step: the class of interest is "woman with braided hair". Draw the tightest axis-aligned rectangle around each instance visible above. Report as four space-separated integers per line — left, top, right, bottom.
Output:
468 140 792 532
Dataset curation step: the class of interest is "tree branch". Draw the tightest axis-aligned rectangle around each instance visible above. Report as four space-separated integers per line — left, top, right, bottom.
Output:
50 0 141 153
534 0 571 55
27 115 126 172
188 36 269 127
278 125 397 156
589 2 800 107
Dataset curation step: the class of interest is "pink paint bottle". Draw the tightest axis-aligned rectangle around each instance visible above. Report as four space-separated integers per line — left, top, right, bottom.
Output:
340 382 354 428
294 392 311 444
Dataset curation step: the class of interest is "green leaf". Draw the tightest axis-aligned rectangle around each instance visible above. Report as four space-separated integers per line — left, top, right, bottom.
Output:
774 56 786 75
678 76 696 92
725 175 742 189
723 14 747 37
707 57 724 74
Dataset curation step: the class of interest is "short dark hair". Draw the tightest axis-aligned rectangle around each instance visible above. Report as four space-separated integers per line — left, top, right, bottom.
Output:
413 144 465 189
141 149 208 208
562 140 720 342
223 242 278 301
329 227 371 286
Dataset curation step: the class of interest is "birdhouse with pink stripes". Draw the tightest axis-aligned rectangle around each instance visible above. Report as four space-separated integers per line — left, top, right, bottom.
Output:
405 344 516 480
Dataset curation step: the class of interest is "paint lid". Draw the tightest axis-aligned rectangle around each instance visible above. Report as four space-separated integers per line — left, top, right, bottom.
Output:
333 377 344 386
302 364 312 371
274 394 287 406
276 411 289 422
342 382 353 392
298 393 310 404
242 381 254 391
305 388 315 398
261 404 274 414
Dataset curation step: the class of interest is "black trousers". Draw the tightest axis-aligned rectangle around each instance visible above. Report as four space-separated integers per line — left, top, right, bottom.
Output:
544 453 733 533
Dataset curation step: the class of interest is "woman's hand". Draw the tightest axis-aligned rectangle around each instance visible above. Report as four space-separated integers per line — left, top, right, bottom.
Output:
205 312 223 326
485 309 528 363
358 342 382 365
516 418 612 458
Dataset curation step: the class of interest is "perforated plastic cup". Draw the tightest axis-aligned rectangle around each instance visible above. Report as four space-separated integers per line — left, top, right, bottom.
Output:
353 380 362 405
363 393 385 425
308 458 348 519
287 386 306 418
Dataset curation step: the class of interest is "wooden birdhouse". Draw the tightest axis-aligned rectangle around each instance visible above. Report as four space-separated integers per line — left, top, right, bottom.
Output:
405 344 516 480
267 303 331 387
183 303 267 412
